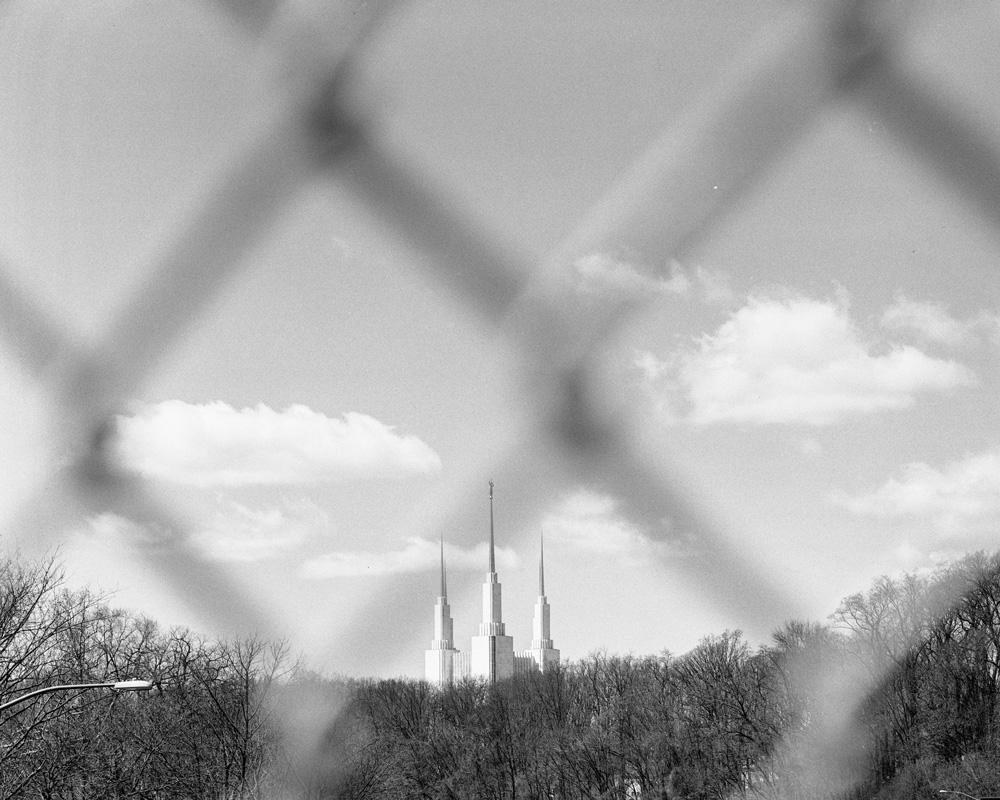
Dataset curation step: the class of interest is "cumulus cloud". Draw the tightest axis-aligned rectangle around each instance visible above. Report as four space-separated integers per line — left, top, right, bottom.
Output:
880 297 1000 347
541 489 668 566
115 401 441 487
836 451 1000 536
653 295 973 425
300 537 517 579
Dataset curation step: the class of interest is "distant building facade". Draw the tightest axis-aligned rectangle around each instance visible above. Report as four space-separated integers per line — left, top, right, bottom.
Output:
425 482 560 685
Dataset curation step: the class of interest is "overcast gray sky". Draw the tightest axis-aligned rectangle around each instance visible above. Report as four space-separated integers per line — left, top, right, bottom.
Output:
0 1 999 678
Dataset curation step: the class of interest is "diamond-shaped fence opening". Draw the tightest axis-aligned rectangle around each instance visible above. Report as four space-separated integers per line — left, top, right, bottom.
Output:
1 0 999 796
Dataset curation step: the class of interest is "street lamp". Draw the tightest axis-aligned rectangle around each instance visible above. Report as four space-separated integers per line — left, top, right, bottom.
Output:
0 680 154 714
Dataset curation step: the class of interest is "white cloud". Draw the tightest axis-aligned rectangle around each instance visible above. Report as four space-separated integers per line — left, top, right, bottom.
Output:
668 296 973 425
541 489 668 566
880 297 1000 347
300 537 517 579
115 401 441 487
836 451 1000 536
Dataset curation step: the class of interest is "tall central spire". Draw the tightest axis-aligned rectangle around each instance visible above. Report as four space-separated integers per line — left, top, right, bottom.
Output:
488 480 496 573
472 479 513 681
541 529 547 596
440 532 447 600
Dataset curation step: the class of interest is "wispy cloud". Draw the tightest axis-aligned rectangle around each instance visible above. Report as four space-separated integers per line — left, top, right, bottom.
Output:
191 498 330 562
85 497 331 563
115 401 441 487
641 294 974 426
693 265 735 308
300 538 517 579
572 254 690 299
835 451 1000 537
880 296 1000 347
569 255 736 310
799 437 823 457
541 489 668 566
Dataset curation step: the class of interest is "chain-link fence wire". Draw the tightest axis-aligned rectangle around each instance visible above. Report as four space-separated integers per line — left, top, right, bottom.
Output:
1 0 999 794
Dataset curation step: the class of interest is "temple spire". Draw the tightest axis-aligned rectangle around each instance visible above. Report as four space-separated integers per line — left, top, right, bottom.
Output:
488 480 496 574
538 529 545 597
426 532 457 685
440 533 447 600
529 526 558 669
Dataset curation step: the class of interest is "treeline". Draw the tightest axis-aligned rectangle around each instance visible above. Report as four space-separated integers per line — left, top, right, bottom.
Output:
326 551 1000 800
4 551 1000 798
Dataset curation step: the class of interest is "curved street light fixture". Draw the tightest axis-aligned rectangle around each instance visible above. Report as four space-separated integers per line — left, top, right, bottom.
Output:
939 790 1000 800
0 680 154 714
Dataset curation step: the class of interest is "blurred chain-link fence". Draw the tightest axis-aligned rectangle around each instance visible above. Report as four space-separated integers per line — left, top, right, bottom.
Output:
2 0 999 795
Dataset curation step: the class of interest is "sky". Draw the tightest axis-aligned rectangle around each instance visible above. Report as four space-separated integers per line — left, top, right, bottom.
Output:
0 0 999 679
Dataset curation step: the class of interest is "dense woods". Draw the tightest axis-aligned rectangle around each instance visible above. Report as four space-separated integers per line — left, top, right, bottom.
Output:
3 551 1000 798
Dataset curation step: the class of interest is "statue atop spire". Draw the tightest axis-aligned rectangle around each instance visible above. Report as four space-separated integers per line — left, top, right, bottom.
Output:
488 479 496 574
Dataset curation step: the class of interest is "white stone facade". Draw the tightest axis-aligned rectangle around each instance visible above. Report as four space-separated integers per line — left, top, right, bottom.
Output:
425 592 458 685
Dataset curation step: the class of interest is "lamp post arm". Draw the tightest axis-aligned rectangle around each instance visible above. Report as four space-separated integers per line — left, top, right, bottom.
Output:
0 683 116 714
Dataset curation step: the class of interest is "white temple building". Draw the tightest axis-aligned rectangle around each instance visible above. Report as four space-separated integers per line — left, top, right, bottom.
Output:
425 482 560 685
